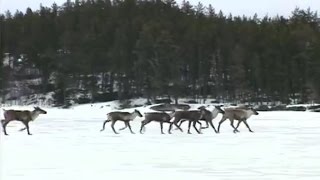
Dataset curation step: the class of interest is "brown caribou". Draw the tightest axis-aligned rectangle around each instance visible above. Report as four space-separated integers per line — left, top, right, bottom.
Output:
177 105 225 133
217 107 259 133
139 111 176 134
1 107 47 135
100 109 143 134
168 109 206 134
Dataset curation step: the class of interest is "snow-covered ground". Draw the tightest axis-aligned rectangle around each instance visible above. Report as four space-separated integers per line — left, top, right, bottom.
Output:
1 103 320 180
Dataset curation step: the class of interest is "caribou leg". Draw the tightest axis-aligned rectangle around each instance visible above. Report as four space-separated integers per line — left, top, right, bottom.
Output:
111 120 119 134
168 122 174 134
196 121 202 129
229 119 238 133
140 120 151 134
234 120 242 133
200 121 209 129
217 117 227 133
169 119 183 134
174 122 184 132
243 120 254 132
160 122 165 134
175 119 186 130
193 121 202 134
1 120 9 135
126 121 135 134
187 120 192 134
119 122 128 131
100 119 111 132
23 121 32 135
208 120 218 133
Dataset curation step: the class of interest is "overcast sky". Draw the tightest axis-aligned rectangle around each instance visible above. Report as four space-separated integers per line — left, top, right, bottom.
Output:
0 0 319 17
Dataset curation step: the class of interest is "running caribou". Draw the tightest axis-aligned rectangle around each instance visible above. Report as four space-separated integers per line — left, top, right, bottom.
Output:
1 107 47 135
100 109 143 134
140 111 176 134
217 107 259 133
168 109 207 134
177 105 225 133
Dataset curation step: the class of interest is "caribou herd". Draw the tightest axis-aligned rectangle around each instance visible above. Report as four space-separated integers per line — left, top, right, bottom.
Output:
99 104 259 135
1 104 259 135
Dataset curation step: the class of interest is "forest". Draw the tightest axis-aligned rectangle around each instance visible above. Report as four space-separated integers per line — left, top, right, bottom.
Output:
0 0 319 105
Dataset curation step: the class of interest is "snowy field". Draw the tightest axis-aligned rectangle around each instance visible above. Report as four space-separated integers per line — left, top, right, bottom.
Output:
1 103 320 180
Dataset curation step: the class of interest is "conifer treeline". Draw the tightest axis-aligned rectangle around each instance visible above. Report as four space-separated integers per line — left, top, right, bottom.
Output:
1 0 320 104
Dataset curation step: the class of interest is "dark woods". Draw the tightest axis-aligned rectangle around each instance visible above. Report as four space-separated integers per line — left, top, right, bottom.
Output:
1 0 320 105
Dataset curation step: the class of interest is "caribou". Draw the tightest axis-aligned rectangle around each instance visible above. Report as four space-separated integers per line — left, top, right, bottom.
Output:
217 107 259 133
100 109 143 134
168 109 206 134
176 105 225 133
139 111 176 134
1 107 47 135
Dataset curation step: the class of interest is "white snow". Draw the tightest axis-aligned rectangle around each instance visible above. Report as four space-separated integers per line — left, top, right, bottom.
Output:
1 103 320 180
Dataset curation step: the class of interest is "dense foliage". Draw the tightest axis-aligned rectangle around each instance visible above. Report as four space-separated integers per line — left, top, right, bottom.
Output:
1 0 320 104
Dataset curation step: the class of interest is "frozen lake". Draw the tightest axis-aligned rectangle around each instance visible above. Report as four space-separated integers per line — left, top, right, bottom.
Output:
1 105 320 180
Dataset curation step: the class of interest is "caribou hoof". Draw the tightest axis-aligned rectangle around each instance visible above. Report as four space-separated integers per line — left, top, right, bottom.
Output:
233 129 240 133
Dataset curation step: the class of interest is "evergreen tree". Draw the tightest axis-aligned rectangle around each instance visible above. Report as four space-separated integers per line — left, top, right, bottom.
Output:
1 1 319 104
